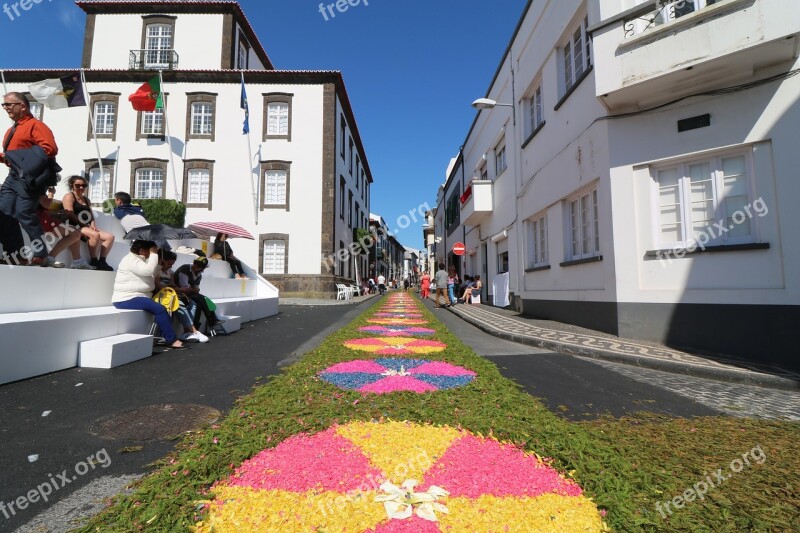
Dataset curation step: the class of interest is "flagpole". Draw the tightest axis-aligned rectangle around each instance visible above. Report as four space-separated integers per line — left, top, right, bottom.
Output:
80 69 106 197
0 70 7 94
159 70 181 202
241 71 258 225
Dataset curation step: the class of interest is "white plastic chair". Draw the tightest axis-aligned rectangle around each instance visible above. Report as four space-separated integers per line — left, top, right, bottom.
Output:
336 283 349 300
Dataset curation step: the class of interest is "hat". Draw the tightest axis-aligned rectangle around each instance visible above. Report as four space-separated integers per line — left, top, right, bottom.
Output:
193 256 209 270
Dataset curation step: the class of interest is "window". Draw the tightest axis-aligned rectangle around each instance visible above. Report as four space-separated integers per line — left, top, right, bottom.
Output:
135 168 164 199
653 150 755 248
29 101 43 121
86 164 113 203
264 170 287 205
561 15 591 94
526 214 548 268
267 103 288 135
355 157 361 189
566 188 600 260
190 103 213 136
187 169 210 204
94 102 115 135
144 23 173 68
497 238 509 274
445 191 460 229
655 0 718 24
348 190 353 228
237 35 250 69
340 115 346 159
339 177 346 220
495 144 507 177
480 167 488 181
527 83 544 136
349 138 354 175
263 93 292 141
141 110 163 135
263 240 285 274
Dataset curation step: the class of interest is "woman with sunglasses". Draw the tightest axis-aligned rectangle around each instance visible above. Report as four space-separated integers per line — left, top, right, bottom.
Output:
61 175 115 271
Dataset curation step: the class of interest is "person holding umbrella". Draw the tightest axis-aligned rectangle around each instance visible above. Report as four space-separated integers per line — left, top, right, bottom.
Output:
213 232 247 279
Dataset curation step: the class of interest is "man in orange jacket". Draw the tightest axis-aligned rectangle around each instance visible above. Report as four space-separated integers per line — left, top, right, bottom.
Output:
0 92 59 266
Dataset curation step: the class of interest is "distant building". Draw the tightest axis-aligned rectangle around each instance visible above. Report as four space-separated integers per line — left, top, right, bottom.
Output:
1 0 372 298
439 0 800 367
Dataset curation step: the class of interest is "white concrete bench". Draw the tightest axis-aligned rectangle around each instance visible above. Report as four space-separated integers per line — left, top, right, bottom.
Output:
79 334 154 369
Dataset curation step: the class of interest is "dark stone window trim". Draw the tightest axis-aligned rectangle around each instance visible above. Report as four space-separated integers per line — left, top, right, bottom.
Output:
129 158 168 199
185 92 217 141
260 160 291 211
644 243 770 259
525 264 552 273
340 114 346 160
521 120 546 149
140 15 177 52
262 92 293 142
83 158 116 201
560 255 603 267
135 93 169 141
183 159 214 210
259 233 289 275
348 137 354 175
554 66 593 111
339 175 346 220
87 92 121 142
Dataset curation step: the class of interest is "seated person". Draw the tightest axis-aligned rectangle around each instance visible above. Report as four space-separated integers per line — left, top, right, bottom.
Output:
111 240 186 349
156 250 209 343
113 191 149 233
461 275 482 304
213 232 247 279
36 187 83 268
61 175 115 271
173 256 224 330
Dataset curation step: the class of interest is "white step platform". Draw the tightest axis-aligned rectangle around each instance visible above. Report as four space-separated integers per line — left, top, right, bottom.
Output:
0 212 280 385
79 334 154 369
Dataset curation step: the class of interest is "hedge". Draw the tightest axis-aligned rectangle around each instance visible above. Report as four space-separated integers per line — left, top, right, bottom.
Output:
102 198 187 227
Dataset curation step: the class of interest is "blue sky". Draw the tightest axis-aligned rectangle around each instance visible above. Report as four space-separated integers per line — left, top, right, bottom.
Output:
0 0 526 250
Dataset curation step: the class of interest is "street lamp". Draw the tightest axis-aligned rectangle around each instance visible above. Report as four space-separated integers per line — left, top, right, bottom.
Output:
471 98 512 110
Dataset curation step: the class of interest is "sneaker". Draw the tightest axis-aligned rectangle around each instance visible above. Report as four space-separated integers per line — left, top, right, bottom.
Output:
70 259 95 270
95 258 113 272
46 257 65 268
190 331 210 343
180 332 194 342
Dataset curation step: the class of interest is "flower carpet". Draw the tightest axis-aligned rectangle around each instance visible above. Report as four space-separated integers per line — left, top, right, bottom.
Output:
196 421 603 532
318 358 476 393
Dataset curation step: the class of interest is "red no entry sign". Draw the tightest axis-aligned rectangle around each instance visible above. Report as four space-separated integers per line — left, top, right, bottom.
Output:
452 242 466 256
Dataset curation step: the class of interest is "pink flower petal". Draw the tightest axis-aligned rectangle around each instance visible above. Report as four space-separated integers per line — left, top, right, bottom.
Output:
421 434 583 498
409 362 476 377
367 515 442 532
359 376 439 394
227 429 383 493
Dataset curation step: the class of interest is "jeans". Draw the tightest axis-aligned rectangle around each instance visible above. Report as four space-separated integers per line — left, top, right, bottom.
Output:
0 170 47 260
114 297 177 343
447 283 456 304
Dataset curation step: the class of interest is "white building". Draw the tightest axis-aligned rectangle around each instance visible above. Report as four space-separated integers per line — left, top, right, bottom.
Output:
442 0 800 367
2 0 372 298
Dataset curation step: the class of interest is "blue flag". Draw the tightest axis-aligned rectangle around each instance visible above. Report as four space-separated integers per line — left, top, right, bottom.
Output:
240 79 250 135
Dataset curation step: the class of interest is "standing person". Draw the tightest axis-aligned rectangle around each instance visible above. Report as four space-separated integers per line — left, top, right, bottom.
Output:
111 240 187 350
420 271 431 300
61 175 115 271
447 265 459 306
434 263 449 308
213 232 247 279
377 273 386 295
0 92 59 266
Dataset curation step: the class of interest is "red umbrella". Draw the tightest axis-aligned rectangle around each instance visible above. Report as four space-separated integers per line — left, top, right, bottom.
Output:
187 222 255 240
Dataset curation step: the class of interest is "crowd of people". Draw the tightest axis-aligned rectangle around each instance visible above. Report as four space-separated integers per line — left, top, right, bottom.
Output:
432 263 481 308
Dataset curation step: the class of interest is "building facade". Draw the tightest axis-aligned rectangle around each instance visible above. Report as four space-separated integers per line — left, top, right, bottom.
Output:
443 0 800 368
1 0 372 298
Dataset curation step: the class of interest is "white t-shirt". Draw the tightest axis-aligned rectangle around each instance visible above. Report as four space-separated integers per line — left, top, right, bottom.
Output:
377 275 386 285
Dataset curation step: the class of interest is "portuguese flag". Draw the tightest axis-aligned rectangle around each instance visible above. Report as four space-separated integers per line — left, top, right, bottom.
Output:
128 75 163 111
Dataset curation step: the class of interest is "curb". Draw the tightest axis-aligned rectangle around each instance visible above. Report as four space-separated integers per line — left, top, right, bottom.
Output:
447 306 800 392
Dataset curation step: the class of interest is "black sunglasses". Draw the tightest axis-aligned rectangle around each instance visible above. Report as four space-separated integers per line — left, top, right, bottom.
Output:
73 184 87 189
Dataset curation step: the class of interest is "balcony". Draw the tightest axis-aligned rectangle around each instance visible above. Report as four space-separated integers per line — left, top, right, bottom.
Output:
129 49 180 70
591 0 799 111
460 180 493 226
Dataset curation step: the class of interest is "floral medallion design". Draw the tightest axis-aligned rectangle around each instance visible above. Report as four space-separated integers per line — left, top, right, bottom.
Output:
374 312 424 318
196 421 604 532
344 338 446 356
367 318 428 326
359 325 436 337
318 358 475 393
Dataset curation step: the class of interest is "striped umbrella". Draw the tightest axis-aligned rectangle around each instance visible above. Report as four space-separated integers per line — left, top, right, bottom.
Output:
187 222 254 240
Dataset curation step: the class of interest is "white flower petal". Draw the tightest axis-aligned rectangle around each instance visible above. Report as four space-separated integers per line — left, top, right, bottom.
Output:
415 502 439 522
427 485 450 497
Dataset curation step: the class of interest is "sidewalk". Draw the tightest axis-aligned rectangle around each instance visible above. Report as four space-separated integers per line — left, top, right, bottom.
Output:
439 300 800 391
279 293 380 306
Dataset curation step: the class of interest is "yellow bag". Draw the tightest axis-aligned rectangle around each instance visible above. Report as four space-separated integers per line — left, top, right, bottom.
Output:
153 287 180 312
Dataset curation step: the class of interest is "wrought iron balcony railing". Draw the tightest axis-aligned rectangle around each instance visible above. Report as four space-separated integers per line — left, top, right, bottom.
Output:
129 49 179 70
623 0 719 38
